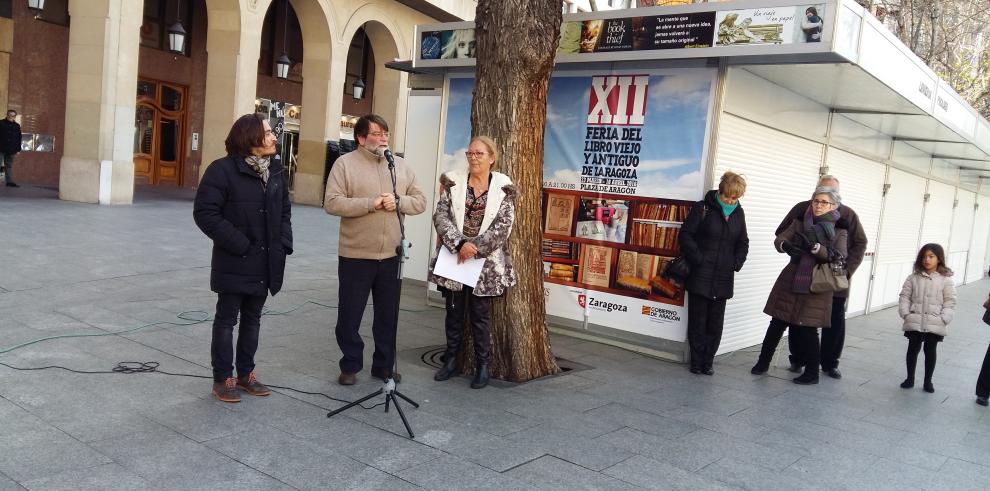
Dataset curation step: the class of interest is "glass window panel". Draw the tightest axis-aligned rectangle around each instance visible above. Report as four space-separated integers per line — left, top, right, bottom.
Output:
161 85 182 111
140 18 162 48
40 0 70 26
135 107 155 154
143 0 162 19
159 118 177 162
137 80 156 98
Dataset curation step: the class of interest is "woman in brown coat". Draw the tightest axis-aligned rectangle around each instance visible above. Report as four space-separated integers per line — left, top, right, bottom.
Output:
762 186 848 385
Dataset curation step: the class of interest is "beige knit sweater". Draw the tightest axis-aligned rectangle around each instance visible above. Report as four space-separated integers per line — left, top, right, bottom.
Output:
323 147 425 259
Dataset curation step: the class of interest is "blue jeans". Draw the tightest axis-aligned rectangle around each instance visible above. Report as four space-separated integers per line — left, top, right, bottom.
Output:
0 153 12 183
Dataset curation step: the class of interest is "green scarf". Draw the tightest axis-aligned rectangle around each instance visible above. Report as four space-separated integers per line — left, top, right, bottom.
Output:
716 194 738 217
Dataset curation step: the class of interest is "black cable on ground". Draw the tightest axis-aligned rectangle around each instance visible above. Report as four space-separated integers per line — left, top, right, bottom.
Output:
0 360 386 410
0 297 413 411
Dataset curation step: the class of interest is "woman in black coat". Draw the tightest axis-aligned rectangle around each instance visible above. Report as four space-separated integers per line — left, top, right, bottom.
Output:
678 171 749 375
193 113 292 403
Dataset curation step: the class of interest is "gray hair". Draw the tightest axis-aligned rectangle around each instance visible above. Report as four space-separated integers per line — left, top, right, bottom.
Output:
812 186 841 207
818 175 839 186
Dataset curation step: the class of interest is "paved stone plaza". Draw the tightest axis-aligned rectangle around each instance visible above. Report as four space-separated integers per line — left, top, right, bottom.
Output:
1 184 990 490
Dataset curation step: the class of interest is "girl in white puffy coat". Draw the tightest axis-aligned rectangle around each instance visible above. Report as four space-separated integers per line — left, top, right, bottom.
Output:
898 243 957 394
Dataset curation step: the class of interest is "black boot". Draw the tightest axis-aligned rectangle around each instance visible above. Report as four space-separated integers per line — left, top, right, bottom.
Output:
434 352 458 381
471 363 489 389
793 369 819 385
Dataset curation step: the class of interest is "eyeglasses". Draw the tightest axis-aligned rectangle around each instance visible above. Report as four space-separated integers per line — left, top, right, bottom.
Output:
465 151 488 158
812 199 835 207
368 131 390 138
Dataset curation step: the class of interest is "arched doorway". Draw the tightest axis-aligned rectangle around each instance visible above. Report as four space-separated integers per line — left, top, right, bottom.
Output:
134 79 187 186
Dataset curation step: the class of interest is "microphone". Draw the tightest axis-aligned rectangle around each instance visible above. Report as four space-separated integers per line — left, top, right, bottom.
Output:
383 149 395 169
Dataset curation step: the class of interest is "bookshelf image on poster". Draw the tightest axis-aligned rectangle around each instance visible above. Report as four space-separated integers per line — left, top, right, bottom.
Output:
540 189 692 306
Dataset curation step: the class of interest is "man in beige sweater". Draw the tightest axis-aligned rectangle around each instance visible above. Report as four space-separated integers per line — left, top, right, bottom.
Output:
324 114 426 385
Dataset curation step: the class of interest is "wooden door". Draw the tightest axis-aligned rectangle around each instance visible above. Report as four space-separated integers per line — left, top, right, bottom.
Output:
134 80 186 185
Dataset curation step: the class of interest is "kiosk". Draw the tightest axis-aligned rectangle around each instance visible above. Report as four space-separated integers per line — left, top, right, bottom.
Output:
394 0 990 361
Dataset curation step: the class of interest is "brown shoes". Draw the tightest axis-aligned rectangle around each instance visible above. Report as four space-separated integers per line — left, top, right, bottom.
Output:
237 372 271 396
212 377 241 403
338 372 357 385
214 372 271 402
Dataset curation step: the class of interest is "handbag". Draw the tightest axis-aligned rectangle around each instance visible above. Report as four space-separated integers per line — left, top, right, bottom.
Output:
982 297 990 326
662 203 708 284
663 256 691 283
809 260 849 293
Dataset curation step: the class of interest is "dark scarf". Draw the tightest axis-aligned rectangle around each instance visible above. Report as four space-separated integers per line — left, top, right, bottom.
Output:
792 206 839 293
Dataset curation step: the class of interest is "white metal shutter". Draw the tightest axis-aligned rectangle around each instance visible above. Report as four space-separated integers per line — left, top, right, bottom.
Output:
714 115 823 353
966 194 990 283
949 189 976 278
824 148 885 316
920 180 955 248
869 169 927 311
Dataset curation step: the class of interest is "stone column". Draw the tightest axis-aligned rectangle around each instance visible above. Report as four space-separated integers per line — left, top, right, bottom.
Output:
365 24 403 153
289 1 337 206
0 16 12 113
292 38 345 206
199 4 263 180
58 0 143 204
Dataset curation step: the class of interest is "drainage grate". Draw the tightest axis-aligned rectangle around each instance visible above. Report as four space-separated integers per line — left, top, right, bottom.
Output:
420 346 446 369
406 345 590 379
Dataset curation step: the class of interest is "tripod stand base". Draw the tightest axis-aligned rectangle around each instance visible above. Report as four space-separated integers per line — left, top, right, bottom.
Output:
327 380 420 439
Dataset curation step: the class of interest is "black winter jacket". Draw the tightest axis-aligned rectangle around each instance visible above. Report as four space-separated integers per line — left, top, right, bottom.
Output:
678 190 749 299
0 119 22 155
193 155 292 296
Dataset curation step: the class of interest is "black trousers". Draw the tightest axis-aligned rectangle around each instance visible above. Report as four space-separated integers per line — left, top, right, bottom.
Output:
442 286 492 364
905 331 940 383
757 298 845 370
820 296 847 370
211 292 267 382
687 293 727 368
977 344 990 398
756 317 790 366
789 325 821 372
335 256 400 374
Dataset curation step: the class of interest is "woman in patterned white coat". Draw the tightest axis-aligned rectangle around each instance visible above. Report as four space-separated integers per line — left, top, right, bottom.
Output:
428 136 516 389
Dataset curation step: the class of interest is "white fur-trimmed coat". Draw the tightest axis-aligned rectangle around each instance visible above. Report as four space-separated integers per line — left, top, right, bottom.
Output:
428 170 517 297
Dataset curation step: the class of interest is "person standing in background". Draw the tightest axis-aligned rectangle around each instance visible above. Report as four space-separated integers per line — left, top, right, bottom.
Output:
752 176 866 379
678 171 750 375
0 110 23 187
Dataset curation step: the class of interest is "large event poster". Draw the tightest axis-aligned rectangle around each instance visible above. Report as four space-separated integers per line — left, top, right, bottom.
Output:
441 68 715 341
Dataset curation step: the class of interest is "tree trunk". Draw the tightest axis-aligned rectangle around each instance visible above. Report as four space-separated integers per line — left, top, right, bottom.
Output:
460 0 562 383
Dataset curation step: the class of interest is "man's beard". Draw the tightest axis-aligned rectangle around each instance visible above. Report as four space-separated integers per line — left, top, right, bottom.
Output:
362 141 385 156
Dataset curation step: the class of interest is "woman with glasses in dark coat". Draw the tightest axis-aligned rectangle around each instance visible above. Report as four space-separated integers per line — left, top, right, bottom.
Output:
758 186 848 385
679 171 750 375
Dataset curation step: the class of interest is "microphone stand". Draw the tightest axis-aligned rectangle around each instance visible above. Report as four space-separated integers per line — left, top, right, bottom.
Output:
328 149 419 439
